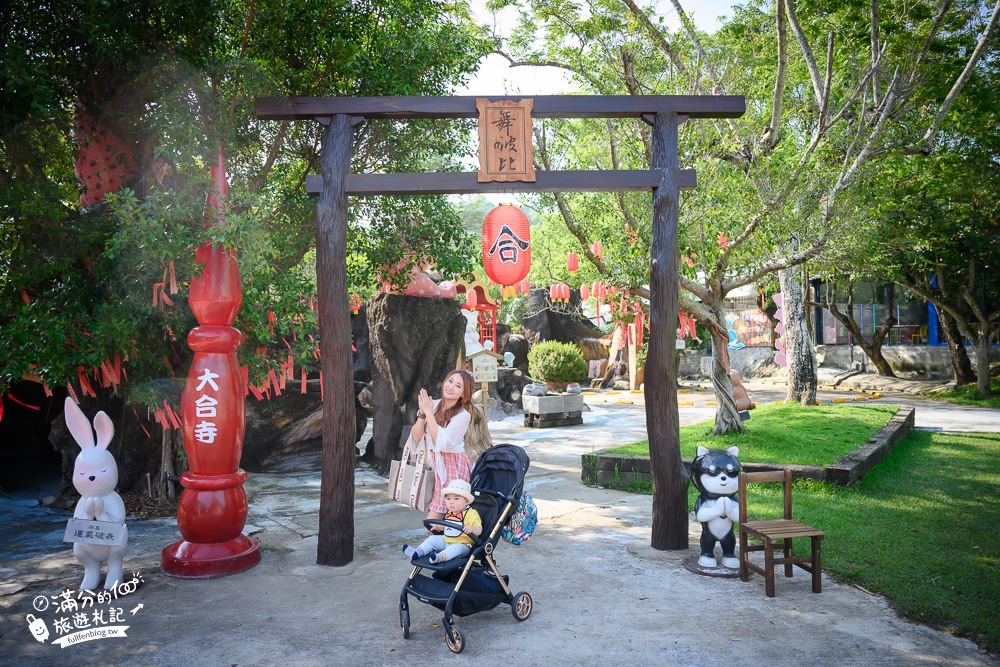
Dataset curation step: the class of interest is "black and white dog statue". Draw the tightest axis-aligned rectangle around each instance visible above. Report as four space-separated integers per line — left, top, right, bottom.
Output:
691 446 741 569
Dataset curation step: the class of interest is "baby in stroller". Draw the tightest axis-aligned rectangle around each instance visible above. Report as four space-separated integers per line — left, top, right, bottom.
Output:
403 480 482 563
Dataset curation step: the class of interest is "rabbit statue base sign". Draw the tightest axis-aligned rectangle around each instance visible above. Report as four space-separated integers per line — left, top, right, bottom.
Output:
63 397 129 591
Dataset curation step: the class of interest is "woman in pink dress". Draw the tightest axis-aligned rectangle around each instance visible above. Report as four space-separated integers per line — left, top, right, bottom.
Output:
407 369 475 524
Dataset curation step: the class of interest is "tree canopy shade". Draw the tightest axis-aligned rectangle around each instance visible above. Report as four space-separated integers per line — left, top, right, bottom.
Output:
0 0 492 405
489 0 1000 418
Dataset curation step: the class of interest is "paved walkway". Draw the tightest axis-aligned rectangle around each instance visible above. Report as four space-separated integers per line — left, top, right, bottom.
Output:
0 378 997 666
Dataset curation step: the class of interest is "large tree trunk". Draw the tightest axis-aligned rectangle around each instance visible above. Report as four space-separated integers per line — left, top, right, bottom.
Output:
708 305 743 435
974 334 993 398
938 309 976 386
158 427 180 499
779 265 817 405
366 293 466 472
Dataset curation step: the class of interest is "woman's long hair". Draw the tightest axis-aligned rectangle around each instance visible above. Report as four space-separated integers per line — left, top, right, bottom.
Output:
435 369 474 427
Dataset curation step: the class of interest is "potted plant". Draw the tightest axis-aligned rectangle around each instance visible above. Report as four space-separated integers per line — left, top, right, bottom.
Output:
527 341 588 390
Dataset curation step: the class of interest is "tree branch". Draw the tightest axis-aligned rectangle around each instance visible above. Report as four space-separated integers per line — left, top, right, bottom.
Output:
761 0 787 150
908 0 955 87
250 120 289 192
870 0 882 108
783 0 825 109
228 0 257 123
918 0 1000 154
817 32 834 133
493 50 608 92
669 0 722 93
724 234 827 293
619 0 689 76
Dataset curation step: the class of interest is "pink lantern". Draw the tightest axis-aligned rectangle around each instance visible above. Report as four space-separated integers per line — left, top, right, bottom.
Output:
590 241 603 260
567 252 579 272
467 288 479 311
580 284 590 301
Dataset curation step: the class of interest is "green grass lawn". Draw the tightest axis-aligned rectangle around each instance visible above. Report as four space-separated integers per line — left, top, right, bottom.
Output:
606 403 900 465
593 405 1000 653
784 430 1000 652
928 377 1000 409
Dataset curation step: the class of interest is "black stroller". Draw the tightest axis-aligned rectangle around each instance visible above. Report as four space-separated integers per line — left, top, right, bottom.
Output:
399 443 533 653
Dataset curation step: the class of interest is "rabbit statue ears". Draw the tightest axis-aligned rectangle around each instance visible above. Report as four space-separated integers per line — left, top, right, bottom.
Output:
64 397 114 450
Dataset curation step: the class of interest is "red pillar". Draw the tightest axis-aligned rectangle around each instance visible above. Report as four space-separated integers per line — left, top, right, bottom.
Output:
162 154 261 578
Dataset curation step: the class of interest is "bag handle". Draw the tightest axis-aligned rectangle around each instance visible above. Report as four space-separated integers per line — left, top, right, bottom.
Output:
408 435 429 508
392 436 413 504
393 431 433 507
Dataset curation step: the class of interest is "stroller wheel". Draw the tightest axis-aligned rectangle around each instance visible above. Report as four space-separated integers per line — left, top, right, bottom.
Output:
511 591 533 621
400 607 410 639
445 625 465 654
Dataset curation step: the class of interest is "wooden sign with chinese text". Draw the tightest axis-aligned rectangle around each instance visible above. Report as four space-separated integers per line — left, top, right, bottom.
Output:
471 352 499 383
477 99 536 183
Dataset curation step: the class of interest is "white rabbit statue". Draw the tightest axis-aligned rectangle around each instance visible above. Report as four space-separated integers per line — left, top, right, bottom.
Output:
65 397 128 590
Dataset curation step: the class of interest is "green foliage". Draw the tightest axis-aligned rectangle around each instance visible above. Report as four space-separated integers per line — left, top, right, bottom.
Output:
0 0 492 403
634 341 648 374
527 340 588 384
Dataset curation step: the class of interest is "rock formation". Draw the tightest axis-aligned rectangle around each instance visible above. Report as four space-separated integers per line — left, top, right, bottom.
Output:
364 293 466 473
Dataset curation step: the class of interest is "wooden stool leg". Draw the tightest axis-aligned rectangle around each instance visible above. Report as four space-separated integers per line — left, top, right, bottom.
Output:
812 537 822 593
783 538 793 577
739 532 749 582
764 540 775 598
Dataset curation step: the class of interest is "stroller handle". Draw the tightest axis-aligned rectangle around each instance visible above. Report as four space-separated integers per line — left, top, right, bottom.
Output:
423 519 482 548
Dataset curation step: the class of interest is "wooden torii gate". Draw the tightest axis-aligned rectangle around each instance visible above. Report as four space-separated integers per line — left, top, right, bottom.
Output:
255 95 745 566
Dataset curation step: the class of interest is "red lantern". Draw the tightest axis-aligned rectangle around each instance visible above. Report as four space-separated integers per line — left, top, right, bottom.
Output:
548 284 558 302
519 278 530 295
482 204 531 286
567 251 579 273
467 288 479 311
580 284 590 301
590 241 603 260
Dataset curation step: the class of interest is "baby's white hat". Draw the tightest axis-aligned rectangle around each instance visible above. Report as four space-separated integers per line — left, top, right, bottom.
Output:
441 479 475 505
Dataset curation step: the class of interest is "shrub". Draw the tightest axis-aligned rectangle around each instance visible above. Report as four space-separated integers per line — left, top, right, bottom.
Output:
635 341 648 373
527 340 588 384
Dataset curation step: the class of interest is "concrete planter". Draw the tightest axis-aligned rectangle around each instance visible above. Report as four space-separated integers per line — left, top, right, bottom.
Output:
523 393 584 428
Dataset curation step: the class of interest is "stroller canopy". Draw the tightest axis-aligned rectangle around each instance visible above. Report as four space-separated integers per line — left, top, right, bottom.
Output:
470 444 530 504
